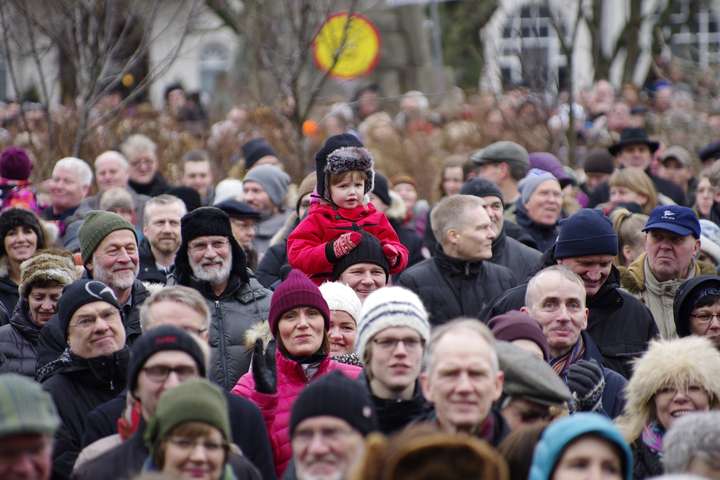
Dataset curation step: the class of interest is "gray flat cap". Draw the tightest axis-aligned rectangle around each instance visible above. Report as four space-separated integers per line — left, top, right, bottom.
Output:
471 141 529 168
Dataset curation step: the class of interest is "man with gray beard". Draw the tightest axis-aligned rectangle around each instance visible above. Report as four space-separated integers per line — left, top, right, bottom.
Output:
36 211 151 369
171 206 272 389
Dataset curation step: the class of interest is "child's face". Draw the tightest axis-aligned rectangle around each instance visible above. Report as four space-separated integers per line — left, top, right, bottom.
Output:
330 172 365 209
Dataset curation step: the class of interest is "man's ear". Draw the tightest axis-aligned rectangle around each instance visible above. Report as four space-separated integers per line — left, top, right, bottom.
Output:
420 372 432 402
493 371 504 402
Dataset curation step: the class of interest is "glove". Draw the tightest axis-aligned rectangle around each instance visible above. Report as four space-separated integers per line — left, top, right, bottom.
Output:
251 338 277 394
382 244 400 267
566 359 605 413
332 231 362 259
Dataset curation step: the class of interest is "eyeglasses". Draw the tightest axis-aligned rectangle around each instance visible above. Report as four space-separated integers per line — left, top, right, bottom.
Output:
188 239 230 255
167 437 227 455
142 365 198 383
690 312 720 325
372 337 423 351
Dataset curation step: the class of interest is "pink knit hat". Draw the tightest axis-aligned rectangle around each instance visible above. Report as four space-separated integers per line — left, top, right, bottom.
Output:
268 269 330 335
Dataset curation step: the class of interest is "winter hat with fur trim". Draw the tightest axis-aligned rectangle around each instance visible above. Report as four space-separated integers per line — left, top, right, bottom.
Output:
19 249 77 298
319 281 362 325
314 134 373 202
355 286 430 360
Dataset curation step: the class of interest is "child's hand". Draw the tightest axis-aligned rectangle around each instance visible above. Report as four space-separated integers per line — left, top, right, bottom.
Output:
333 232 362 258
382 244 400 267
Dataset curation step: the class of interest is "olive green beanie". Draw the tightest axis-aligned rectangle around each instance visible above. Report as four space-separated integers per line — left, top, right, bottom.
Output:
144 378 231 455
78 210 137 264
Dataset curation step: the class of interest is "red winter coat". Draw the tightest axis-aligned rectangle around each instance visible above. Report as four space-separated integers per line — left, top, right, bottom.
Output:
231 349 361 477
287 201 409 284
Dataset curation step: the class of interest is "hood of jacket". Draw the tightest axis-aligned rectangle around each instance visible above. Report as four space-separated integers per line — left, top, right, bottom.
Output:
8 298 41 342
673 275 720 337
529 412 633 480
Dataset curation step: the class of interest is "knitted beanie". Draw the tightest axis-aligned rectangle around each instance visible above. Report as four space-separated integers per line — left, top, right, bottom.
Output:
332 231 389 281
0 373 59 437
145 378 230 456
19 249 77 298
314 134 366 201
555 208 618 259
268 269 330 335
519 169 559 205
127 325 206 395
319 281 362 325
460 178 503 205
290 371 377 437
488 310 550 361
355 286 430 361
0 146 33 180
0 208 45 257
242 138 277 171
372 172 391 207
243 165 290 207
78 210 137 264
57 279 121 338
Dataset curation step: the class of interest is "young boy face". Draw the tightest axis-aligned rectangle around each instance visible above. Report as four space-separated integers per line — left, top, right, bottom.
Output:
329 171 366 209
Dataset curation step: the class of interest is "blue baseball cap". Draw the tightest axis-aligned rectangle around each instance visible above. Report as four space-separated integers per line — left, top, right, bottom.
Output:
642 205 701 239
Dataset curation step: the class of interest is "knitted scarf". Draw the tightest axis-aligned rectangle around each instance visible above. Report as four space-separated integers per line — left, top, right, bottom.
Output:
641 421 665 455
550 335 586 378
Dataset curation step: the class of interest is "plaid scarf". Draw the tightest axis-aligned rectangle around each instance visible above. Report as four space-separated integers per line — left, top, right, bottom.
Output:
550 335 586 379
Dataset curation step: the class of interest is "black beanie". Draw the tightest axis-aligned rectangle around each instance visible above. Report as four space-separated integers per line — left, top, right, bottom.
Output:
315 134 365 200
128 325 206 395
674 276 720 337
175 207 248 285
290 371 377 437
242 138 277 171
332 231 389 281
58 279 121 338
460 178 503 205
0 208 45 257
555 208 618 259
372 172 391 207
167 186 202 212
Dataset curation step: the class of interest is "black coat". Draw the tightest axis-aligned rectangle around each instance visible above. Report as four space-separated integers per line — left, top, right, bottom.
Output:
490 227 542 282
389 218 424 270
81 393 276 480
256 241 289 290
486 249 658 379
128 172 170 198
0 274 19 326
42 348 129 480
630 440 663 479
589 170 687 208
396 249 517 326
579 332 627 419
359 373 432 435
36 280 149 371
72 422 262 480
137 237 171 284
514 202 559 254
0 298 41 377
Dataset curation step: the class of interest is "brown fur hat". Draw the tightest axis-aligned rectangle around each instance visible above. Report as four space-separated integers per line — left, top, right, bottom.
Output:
19 249 78 298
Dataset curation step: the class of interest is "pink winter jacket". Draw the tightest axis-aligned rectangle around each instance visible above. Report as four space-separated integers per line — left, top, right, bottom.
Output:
231 349 361 477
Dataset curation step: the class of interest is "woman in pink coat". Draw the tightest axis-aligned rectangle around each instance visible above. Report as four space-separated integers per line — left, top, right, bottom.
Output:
231 269 361 477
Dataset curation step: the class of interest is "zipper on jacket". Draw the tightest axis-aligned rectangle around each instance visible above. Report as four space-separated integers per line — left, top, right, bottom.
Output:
215 300 229 389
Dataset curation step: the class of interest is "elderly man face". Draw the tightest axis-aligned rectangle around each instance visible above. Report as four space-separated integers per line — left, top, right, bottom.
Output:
645 229 700 282
187 235 233 286
0 433 53 480
421 328 503 434
481 195 504 235
95 152 129 192
525 179 562 226
88 230 140 293
67 300 126 358
127 150 158 185
146 300 209 340
556 255 615 297
292 415 365 480
617 143 652 169
50 165 89 211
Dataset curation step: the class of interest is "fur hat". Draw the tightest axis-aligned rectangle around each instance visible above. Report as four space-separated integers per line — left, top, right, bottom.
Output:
355 286 430 361
314 134 373 202
616 336 720 442
19 249 77 298
319 281 362 325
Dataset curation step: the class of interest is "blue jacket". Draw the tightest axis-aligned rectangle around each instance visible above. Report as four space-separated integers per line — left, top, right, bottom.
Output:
529 412 633 480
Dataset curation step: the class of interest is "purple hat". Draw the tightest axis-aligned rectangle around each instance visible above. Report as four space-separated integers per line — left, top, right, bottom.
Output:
488 310 550 361
0 147 33 180
529 152 573 188
268 269 330 336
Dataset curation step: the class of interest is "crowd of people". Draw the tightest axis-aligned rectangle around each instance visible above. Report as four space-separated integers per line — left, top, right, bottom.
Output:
1 76 720 480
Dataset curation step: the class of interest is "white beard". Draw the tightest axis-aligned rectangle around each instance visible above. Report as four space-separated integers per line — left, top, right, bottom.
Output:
92 261 138 291
190 254 232 285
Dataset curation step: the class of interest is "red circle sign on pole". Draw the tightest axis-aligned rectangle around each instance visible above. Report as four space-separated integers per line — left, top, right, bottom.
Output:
313 12 381 79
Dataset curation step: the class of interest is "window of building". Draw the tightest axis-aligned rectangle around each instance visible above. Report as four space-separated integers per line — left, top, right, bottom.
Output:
666 0 720 67
199 42 230 94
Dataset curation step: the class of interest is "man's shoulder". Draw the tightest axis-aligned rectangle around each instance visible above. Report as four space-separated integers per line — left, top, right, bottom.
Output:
397 257 437 281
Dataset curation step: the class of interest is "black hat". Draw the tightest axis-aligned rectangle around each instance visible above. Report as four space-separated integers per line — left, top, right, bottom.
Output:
128 325 206 395
166 186 202 212
314 134 367 201
57 279 121 338
460 178 503 205
215 199 261 222
0 208 45 257
673 275 720 337
582 149 615 175
174 207 248 285
608 128 660 156
372 172 391 207
242 138 277 171
332 231 389 281
699 141 720 163
290 371 377 437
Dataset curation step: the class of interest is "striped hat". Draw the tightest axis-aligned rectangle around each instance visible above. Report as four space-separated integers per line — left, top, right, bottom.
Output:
355 286 430 360
0 374 59 438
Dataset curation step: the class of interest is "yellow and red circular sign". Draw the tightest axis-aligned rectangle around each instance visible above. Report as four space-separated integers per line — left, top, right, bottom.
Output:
313 13 381 79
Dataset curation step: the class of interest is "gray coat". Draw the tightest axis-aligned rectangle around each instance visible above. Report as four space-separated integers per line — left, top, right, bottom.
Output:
0 299 41 377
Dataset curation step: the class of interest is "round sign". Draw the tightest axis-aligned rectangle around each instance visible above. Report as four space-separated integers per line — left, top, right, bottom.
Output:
313 13 381 79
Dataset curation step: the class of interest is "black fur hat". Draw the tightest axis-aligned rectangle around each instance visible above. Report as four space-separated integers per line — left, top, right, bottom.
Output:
315 134 374 203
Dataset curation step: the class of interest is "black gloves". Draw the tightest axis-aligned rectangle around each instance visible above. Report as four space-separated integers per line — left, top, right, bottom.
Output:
252 338 277 394
567 359 605 413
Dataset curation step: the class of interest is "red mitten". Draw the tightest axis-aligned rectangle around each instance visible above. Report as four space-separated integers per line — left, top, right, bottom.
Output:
333 231 362 258
382 243 400 267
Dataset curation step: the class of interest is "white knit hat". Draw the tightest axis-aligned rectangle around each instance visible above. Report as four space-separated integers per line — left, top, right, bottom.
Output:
319 281 362 324
355 286 430 360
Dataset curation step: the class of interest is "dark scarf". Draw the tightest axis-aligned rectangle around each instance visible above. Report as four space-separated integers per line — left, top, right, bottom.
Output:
550 335 586 378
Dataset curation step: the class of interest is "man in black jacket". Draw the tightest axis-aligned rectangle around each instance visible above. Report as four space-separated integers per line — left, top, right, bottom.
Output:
487 208 658 378
138 194 186 284
397 194 517 325
460 178 542 282
41 279 129 480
